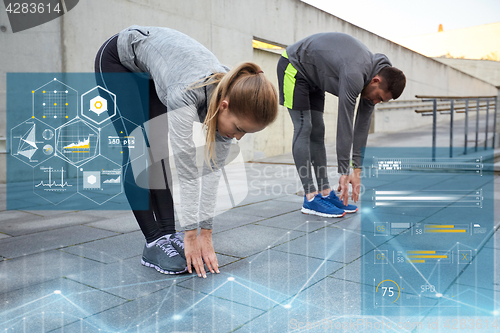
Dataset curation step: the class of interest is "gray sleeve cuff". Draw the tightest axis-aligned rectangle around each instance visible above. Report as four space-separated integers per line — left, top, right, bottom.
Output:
352 157 361 169
183 224 199 231
181 219 213 231
337 159 351 175
199 218 213 230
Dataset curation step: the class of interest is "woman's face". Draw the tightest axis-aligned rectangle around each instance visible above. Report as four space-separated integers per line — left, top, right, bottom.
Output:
216 99 266 140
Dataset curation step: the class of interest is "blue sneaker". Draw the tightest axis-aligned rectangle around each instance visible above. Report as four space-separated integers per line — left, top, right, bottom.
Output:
323 191 358 213
302 193 345 217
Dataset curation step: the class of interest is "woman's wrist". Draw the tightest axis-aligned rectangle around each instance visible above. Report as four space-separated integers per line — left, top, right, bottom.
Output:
199 228 213 237
184 229 198 240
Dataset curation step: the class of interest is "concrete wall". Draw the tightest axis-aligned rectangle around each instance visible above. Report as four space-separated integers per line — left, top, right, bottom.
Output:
0 7 63 183
1 0 498 182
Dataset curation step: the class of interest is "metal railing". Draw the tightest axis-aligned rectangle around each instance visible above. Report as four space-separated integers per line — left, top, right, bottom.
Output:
415 95 498 160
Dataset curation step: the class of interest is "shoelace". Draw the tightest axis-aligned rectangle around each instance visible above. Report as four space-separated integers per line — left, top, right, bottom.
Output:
317 197 336 210
329 193 347 206
156 239 179 258
329 193 340 202
171 235 184 249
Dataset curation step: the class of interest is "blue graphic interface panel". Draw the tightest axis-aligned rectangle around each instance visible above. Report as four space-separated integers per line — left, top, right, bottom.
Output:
361 147 494 317
7 73 148 210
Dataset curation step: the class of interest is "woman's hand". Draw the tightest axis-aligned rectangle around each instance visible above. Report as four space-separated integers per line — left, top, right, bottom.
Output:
198 229 220 274
184 229 206 278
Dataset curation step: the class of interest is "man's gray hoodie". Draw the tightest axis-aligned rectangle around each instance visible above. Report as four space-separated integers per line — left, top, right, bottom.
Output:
286 32 391 174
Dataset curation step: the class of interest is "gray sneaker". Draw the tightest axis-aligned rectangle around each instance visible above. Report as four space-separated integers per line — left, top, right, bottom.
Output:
141 236 187 274
170 232 185 259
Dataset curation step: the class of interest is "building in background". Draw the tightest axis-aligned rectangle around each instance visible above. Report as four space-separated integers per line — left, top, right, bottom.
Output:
395 22 500 86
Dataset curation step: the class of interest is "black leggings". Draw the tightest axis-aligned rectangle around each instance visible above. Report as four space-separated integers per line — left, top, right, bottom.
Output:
94 35 175 243
288 109 330 194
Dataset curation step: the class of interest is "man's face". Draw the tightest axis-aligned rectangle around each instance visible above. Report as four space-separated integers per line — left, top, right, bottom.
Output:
360 75 392 105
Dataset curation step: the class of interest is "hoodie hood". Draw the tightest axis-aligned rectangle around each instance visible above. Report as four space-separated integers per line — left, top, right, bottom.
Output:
369 53 392 84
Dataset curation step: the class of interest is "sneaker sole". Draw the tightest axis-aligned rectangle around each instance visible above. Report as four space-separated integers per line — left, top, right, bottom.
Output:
344 208 358 213
301 207 345 218
141 258 188 275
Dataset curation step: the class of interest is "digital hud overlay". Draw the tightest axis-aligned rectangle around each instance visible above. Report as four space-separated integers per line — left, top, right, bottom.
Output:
361 147 495 320
6 73 148 210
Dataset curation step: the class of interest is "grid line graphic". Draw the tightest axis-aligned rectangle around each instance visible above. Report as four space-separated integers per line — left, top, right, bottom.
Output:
42 90 68 118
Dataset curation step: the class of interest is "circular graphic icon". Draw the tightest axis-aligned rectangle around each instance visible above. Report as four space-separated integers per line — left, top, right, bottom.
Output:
375 279 401 305
42 129 54 140
42 144 54 155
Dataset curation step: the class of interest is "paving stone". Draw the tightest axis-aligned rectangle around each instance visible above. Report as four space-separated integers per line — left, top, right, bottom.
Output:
335 210 425 236
178 250 342 311
330 259 363 284
421 283 495 318
212 224 304 258
228 200 300 218
80 209 136 220
49 285 264 333
367 205 444 218
0 209 38 221
65 255 192 300
211 209 265 234
84 215 141 233
0 250 104 293
0 278 126 332
0 225 117 258
240 187 294 206
328 212 363 231
272 226 384 264
245 178 303 197
453 246 496 292
272 194 306 204
422 206 492 227
60 231 144 263
329 259 381 288
255 210 334 233
237 277 363 333
6 193 86 211
216 253 243 267
0 233 10 240
0 211 101 236
20 210 78 217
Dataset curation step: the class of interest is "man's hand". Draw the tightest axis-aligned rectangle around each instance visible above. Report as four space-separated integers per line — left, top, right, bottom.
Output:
337 174 349 206
184 229 206 278
198 228 219 274
337 168 362 205
349 168 362 203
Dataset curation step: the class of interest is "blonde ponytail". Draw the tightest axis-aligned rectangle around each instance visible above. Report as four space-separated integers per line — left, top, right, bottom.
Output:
202 62 278 166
